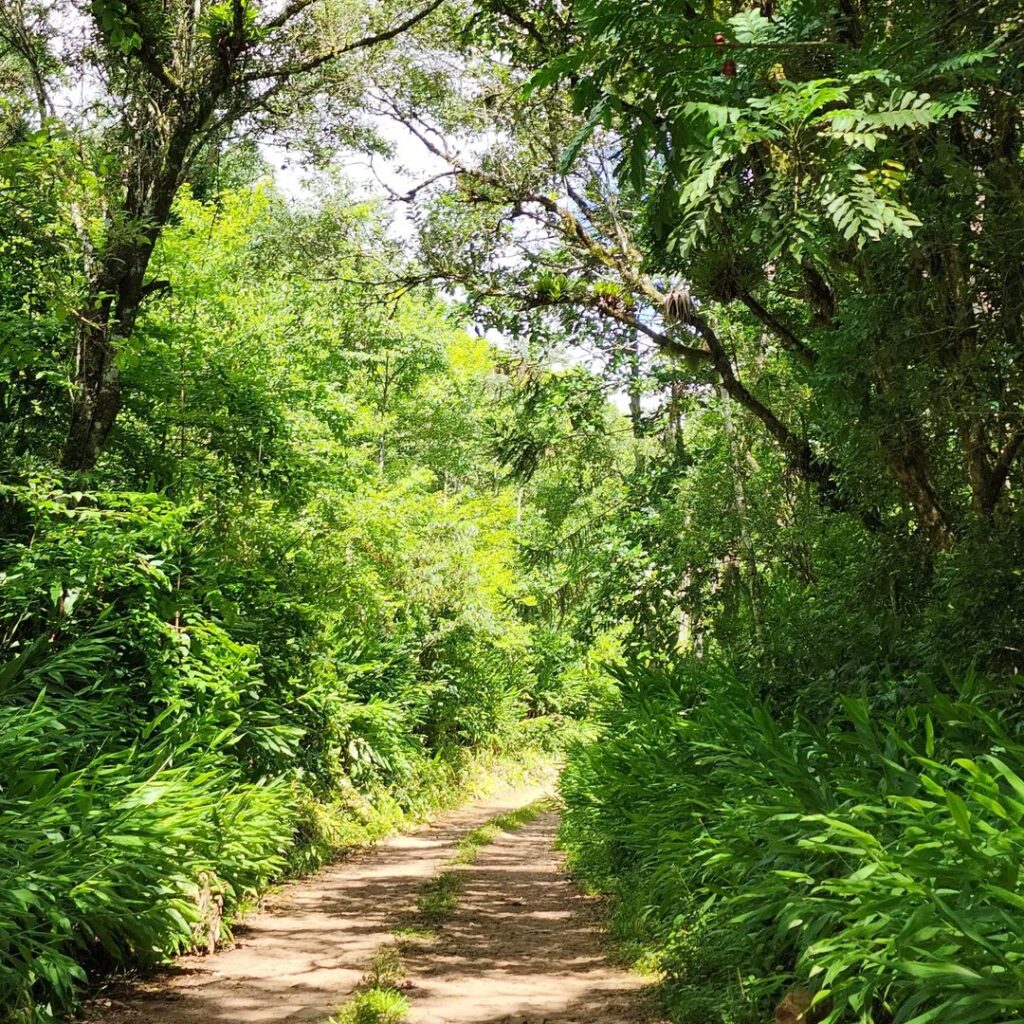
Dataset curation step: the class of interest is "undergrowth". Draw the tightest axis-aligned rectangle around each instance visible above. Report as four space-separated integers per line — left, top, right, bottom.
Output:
0 541 557 1024
560 661 1024 1024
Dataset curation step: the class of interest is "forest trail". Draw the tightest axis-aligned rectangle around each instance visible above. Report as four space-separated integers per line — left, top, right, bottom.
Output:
86 786 662 1024
400 807 661 1024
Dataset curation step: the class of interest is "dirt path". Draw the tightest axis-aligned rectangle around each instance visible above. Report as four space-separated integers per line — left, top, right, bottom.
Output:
86 789 661 1024
401 809 662 1024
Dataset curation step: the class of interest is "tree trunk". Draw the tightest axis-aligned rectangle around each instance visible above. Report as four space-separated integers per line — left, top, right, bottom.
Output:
61 242 153 472
884 442 954 550
720 387 765 648
61 137 184 471
62 317 122 473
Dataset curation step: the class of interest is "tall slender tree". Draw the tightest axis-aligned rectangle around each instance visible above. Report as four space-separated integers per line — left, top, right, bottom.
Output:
1 0 444 470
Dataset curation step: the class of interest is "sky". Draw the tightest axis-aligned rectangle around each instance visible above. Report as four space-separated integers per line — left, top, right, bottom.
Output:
265 111 449 239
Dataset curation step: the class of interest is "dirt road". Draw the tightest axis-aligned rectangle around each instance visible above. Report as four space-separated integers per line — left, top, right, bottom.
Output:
401 808 659 1023
87 787 661 1024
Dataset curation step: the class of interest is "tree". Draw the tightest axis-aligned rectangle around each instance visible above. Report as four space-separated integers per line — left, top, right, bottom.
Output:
364 26 874 534
385 0 1024 551
0 0 445 471
522 0 1024 548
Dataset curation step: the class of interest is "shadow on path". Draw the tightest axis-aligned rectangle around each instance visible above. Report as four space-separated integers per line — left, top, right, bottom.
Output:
85 787 549 1024
401 812 664 1024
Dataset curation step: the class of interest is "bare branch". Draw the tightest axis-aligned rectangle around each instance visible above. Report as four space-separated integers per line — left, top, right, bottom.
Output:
400 170 458 202
261 0 317 32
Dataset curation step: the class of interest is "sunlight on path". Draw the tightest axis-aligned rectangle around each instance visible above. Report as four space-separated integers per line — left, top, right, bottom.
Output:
402 811 663 1024
85 787 548 1024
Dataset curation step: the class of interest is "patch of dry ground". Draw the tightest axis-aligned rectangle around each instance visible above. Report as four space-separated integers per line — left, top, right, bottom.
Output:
86 788 662 1024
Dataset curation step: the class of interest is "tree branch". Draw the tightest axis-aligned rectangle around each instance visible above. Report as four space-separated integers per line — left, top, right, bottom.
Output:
685 311 881 531
241 0 445 83
982 427 1024 514
119 0 181 91
491 2 553 52
384 107 878 529
737 289 818 368
261 0 317 32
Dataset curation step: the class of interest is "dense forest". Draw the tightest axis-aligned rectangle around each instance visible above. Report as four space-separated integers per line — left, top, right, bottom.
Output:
2 0 1023 1022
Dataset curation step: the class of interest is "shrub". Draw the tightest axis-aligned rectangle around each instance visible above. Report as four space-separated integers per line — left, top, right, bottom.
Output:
0 631 297 1022
0 476 559 1020
560 661 1024 1024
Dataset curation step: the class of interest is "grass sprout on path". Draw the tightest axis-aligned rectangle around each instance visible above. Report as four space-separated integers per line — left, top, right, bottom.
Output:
331 947 409 1024
415 870 462 927
332 988 407 1024
410 797 556 931
453 797 555 864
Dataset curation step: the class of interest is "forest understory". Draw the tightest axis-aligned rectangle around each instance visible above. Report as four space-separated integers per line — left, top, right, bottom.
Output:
2 1 1024 1023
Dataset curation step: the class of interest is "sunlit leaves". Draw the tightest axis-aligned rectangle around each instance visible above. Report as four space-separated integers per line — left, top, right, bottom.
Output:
0 179 565 1019
561 663 1024 1024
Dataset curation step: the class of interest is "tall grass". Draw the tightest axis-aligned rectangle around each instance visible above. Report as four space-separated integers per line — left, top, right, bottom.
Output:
0 631 297 1022
560 662 1024 1024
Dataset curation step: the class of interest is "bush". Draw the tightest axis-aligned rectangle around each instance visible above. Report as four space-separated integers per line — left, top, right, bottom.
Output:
560 661 1024 1024
0 629 297 1023
0 480 551 1020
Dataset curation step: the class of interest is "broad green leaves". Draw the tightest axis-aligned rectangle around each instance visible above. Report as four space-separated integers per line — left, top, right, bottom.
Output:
561 664 1024 1024
660 78 958 258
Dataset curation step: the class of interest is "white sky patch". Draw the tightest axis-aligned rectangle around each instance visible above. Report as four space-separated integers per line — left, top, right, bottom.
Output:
265 116 522 361
264 112 448 235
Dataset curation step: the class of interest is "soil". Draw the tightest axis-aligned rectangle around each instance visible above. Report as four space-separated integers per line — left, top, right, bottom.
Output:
401 808 662 1024
84 786 663 1024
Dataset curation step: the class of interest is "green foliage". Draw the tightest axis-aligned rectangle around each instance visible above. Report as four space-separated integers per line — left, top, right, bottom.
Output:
0 180 588 1020
0 498 297 1020
333 987 409 1024
549 0 1007 256
561 662 1024 1023
4 0 1024 1019
0 131 79 465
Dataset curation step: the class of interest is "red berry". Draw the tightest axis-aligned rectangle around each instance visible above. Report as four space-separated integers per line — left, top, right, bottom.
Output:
714 33 727 45
722 58 737 76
